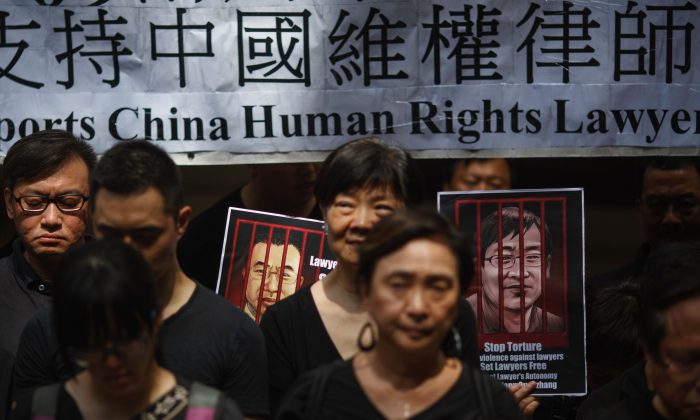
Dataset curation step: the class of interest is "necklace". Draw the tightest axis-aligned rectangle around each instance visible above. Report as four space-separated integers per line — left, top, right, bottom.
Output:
402 402 411 419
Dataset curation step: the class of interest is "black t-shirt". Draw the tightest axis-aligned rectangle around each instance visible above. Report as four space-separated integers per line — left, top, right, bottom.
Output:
260 286 479 412
10 377 243 420
178 187 323 291
13 284 269 417
275 359 523 420
0 240 52 356
0 348 13 420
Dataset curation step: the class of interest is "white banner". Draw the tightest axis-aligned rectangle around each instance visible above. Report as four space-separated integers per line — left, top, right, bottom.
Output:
0 1 698 161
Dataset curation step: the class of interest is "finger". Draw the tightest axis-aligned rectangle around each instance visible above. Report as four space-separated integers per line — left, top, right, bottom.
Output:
523 400 540 418
513 381 537 400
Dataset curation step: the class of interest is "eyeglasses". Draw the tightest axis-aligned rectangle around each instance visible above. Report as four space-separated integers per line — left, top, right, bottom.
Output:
13 194 89 213
73 334 150 368
485 254 542 269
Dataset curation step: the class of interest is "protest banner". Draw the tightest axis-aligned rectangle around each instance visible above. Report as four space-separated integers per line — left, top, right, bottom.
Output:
217 207 334 323
0 1 698 161
440 188 586 395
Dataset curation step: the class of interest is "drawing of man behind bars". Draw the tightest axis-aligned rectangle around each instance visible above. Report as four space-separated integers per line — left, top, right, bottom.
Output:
241 229 304 321
467 206 564 333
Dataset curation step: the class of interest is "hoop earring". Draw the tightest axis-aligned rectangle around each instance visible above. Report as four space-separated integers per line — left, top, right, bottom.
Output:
357 321 376 352
451 326 462 356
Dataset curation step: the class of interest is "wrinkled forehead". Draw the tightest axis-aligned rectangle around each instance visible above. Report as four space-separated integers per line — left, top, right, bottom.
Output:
460 159 510 179
664 295 700 338
643 165 700 195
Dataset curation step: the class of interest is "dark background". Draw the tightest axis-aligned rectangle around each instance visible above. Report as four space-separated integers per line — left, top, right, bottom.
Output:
0 156 644 280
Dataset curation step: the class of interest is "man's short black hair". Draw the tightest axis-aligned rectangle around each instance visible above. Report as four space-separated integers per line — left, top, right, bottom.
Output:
636 156 700 197
90 141 183 216
252 228 303 254
315 137 424 210
442 158 513 188
3 129 96 190
478 206 552 263
638 241 700 360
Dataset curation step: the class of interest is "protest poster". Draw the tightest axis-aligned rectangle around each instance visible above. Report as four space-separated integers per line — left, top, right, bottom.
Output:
217 207 335 324
439 189 586 395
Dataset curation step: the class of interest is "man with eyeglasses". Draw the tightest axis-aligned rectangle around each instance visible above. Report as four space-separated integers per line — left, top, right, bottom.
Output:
0 130 95 357
467 206 564 333
12 141 268 418
578 241 700 419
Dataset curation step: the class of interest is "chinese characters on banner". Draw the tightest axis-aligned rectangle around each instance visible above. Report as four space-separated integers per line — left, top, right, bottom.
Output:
439 189 586 395
0 1 698 158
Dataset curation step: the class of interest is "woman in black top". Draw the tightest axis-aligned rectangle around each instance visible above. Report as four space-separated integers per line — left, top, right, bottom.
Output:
261 137 486 412
11 239 241 420
276 208 524 419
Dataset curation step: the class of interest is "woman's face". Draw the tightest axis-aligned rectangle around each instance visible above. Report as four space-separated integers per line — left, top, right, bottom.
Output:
323 186 403 266
363 238 460 354
76 330 157 398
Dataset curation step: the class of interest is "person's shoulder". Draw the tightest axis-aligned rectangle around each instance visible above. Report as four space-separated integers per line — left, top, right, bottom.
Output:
188 284 257 328
276 359 350 417
578 361 646 418
260 286 315 335
21 305 53 336
545 310 564 330
266 286 313 317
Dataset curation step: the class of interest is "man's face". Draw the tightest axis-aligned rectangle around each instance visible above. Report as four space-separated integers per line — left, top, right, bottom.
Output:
4 156 90 261
92 187 189 285
645 295 700 419
445 159 511 191
244 242 301 318
640 165 700 247
481 226 549 312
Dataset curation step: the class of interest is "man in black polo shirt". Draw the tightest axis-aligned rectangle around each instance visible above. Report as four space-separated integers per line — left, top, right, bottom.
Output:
0 130 95 356
13 142 269 418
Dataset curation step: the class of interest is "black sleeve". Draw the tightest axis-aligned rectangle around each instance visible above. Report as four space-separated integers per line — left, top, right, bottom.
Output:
455 299 480 367
7 390 31 420
12 311 64 401
0 349 13 420
260 302 297 415
215 394 245 420
224 314 269 417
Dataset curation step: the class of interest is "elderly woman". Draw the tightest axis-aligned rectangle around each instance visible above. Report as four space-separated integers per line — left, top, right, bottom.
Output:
260 137 481 412
275 208 524 419
10 239 242 419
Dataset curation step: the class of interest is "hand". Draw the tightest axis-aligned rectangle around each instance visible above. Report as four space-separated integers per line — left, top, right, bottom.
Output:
510 381 539 418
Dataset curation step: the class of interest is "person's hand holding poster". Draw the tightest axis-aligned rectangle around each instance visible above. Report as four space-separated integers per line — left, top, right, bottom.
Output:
439 189 586 396
216 207 334 324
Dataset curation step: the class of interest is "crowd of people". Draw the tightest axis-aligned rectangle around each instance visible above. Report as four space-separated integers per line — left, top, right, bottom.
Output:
0 129 699 419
